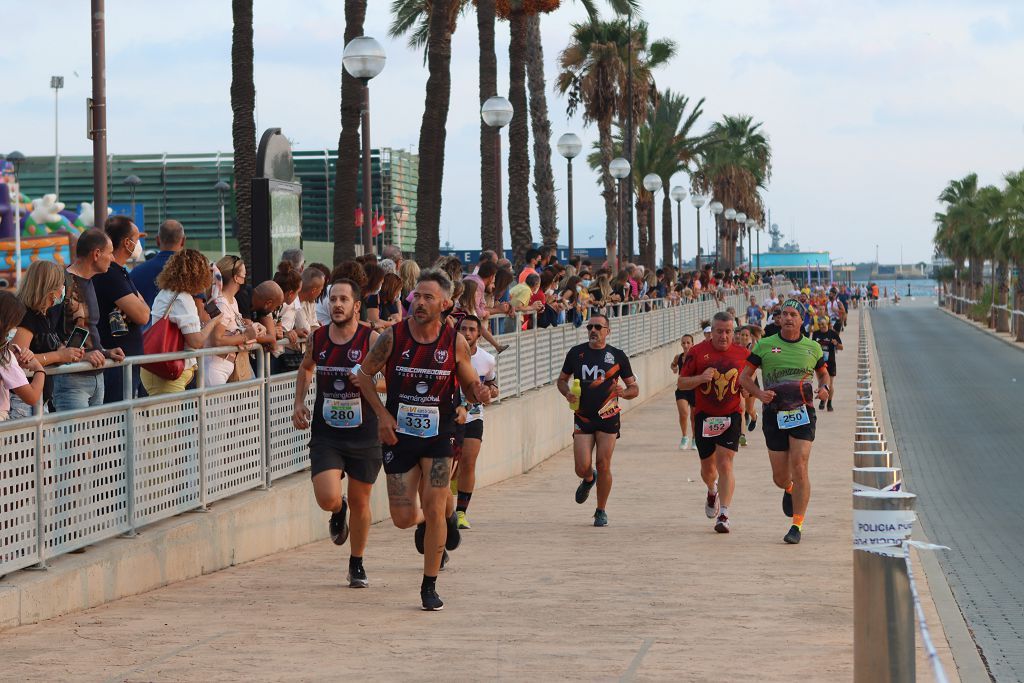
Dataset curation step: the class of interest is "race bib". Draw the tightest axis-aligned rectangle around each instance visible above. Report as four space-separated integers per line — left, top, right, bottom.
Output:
777 406 810 430
598 395 620 419
702 416 731 438
323 397 362 428
396 403 440 438
823 350 830 362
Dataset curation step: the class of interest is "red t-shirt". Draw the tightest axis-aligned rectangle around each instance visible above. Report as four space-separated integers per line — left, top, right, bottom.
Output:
680 339 750 415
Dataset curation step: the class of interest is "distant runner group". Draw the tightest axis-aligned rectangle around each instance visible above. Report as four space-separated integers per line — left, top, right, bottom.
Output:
293 272 843 610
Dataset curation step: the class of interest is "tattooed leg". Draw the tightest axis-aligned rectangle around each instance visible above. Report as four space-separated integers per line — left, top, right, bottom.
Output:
420 457 452 576
387 469 422 529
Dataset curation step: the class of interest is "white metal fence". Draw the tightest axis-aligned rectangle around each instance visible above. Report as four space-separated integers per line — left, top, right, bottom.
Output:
0 283 782 576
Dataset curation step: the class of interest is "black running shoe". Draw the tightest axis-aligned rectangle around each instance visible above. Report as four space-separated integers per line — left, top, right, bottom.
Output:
329 496 349 546
818 400 826 410
414 521 426 554
445 513 461 551
347 563 368 588
827 401 834 412
440 550 449 571
784 525 802 544
747 417 757 432
575 469 597 504
421 588 444 611
782 490 793 517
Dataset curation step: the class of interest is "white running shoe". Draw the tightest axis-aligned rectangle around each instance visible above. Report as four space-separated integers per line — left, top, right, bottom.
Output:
690 438 698 451
715 514 731 533
679 437 689 450
705 486 719 519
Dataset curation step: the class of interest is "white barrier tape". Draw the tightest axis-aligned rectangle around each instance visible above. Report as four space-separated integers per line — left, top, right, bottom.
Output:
903 541 951 683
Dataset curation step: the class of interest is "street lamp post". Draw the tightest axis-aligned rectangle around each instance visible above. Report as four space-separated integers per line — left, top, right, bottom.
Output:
8 151 26 285
755 222 763 273
556 132 582 259
610 157 631 269
642 173 662 267
51 76 63 199
723 207 736 268
342 36 386 256
734 211 747 269
670 186 686 270
481 95 514 256
215 179 230 256
708 201 723 271
691 195 706 271
745 218 756 272
123 175 141 224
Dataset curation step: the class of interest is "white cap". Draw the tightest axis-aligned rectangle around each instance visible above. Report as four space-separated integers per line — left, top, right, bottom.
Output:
703 326 712 334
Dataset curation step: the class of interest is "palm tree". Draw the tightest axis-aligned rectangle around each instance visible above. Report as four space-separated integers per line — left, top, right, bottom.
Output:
1004 170 1024 340
231 0 256 276
937 173 986 307
692 114 772 269
477 0 500 254
333 0 367 264
526 13 558 249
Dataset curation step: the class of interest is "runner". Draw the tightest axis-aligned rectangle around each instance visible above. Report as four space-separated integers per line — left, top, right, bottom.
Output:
811 317 843 412
292 279 380 589
744 325 764 433
740 299 830 544
669 334 695 450
826 288 847 332
556 313 640 527
678 312 749 533
452 315 500 529
354 270 491 611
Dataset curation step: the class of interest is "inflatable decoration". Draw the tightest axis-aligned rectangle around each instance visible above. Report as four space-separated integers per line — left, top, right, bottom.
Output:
23 194 75 236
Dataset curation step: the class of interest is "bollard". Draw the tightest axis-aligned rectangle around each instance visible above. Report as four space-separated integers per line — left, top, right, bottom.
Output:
853 467 902 492
855 439 888 452
855 431 883 442
854 450 893 468
853 490 917 683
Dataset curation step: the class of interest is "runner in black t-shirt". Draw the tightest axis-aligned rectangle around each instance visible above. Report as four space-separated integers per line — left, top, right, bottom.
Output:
293 279 381 588
811 318 843 412
557 314 639 527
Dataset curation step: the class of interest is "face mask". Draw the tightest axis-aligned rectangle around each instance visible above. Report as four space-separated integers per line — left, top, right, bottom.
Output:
54 286 66 306
131 240 144 261
581 279 592 288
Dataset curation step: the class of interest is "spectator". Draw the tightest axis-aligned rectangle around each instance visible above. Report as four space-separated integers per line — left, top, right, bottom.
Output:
454 278 506 350
280 248 305 272
746 295 763 327
497 257 513 271
509 273 544 329
249 280 285 349
399 259 420 308
381 244 403 270
141 249 222 395
441 256 463 285
297 265 326 334
370 273 403 330
10 261 84 418
463 260 497 316
129 219 185 307
96 215 151 403
362 263 386 323
378 258 397 275
0 292 46 421
473 250 497 274
207 255 260 386
518 248 542 284
271 261 306 373
51 229 125 411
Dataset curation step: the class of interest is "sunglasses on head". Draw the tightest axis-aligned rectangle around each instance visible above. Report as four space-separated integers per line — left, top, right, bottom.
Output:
586 323 605 330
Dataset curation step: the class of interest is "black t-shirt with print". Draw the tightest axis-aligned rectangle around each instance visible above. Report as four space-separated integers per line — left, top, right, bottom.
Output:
561 342 634 420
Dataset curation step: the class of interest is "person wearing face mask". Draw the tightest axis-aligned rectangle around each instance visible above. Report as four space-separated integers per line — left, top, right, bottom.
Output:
94 215 151 403
9 261 86 418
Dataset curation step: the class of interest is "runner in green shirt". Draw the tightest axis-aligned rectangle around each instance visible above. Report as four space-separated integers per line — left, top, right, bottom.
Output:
740 299 830 545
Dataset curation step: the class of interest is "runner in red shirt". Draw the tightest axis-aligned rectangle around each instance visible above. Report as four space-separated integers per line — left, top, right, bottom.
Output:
678 311 750 533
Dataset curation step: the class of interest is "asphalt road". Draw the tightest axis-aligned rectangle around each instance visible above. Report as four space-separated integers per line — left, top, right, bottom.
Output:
872 302 1024 682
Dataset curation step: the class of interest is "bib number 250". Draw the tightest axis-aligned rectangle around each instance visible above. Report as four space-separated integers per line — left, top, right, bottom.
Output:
776 406 810 430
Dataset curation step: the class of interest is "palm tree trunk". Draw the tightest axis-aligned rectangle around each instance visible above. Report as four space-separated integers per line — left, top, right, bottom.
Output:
230 0 256 275
598 117 617 268
507 10 531 267
477 0 499 255
414 0 454 266
526 14 557 250
661 192 673 269
646 202 656 269
996 260 1010 332
635 195 648 268
333 0 365 264
1015 263 1024 341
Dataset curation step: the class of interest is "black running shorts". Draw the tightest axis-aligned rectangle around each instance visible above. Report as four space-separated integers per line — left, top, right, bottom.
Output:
309 437 383 484
674 389 695 405
694 411 742 460
573 413 621 438
762 406 817 452
382 432 455 475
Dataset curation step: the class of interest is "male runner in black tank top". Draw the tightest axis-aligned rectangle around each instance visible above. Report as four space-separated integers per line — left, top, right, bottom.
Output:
293 279 380 588
355 271 491 611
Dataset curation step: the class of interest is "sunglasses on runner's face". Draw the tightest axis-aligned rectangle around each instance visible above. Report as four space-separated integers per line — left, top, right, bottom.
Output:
586 324 605 330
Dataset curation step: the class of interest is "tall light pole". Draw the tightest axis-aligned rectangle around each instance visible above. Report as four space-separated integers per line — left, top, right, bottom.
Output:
90 0 108 222
642 173 662 267
709 201 723 271
755 222 763 273
670 186 686 270
610 157 631 269
556 132 582 259
343 36 386 256
691 194 705 271
8 151 25 285
215 179 230 256
51 76 64 199
482 96 514 257
723 207 736 268
734 211 746 269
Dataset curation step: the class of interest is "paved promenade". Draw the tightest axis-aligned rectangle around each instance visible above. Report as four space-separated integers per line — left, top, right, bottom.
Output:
2 317 957 681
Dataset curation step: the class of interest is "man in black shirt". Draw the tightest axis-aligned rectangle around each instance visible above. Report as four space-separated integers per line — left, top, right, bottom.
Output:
95 216 150 403
811 318 843 411
557 314 639 527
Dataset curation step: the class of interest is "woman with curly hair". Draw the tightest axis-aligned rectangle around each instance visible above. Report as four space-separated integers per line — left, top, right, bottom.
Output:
141 249 224 395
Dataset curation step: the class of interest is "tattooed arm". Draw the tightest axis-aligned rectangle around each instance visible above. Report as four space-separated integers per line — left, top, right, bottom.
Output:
354 327 399 445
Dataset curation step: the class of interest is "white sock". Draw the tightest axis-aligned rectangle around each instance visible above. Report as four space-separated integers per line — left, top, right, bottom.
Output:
719 505 729 517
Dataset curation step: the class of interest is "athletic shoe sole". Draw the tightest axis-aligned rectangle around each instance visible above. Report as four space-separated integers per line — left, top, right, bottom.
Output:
715 518 730 533
347 573 368 588
421 594 444 611
575 470 597 504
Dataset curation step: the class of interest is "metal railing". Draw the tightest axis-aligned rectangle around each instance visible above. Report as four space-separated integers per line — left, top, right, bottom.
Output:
0 283 782 577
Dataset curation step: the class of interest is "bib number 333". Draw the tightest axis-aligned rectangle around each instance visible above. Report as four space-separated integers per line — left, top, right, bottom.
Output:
397 404 440 438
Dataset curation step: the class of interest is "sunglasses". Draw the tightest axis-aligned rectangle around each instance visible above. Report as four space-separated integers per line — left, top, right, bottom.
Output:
586 324 606 331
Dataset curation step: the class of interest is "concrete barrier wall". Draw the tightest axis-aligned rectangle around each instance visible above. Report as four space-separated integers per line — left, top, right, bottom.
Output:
0 335 684 630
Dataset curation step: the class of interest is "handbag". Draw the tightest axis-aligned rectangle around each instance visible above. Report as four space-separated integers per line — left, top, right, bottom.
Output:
228 350 254 382
141 293 186 380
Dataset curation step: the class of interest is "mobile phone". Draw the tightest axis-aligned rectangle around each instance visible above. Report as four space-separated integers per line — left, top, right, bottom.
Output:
66 326 89 349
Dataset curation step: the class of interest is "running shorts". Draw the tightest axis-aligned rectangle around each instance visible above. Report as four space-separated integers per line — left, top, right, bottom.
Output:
674 389 696 405
694 411 743 460
762 406 817 451
309 437 383 484
573 413 621 438
826 360 838 377
382 432 455 475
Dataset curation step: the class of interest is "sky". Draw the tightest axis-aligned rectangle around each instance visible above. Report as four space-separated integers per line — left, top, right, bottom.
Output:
3 0 1023 265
